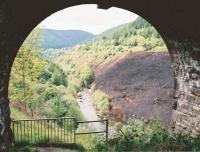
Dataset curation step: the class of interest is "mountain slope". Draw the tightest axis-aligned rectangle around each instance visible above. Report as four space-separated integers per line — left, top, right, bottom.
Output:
56 17 167 67
54 17 171 124
95 17 164 49
94 51 174 125
42 29 94 49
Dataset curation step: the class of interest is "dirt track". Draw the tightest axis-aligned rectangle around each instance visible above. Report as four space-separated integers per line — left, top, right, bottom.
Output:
94 51 175 126
77 89 105 131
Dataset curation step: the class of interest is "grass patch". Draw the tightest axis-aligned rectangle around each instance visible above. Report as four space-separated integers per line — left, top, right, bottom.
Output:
75 124 107 151
9 146 38 152
11 106 32 120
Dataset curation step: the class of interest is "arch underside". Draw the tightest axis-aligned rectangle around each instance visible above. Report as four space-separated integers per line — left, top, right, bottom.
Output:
0 0 200 149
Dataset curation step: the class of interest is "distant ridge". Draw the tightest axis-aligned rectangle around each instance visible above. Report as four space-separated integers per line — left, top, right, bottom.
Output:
42 29 94 49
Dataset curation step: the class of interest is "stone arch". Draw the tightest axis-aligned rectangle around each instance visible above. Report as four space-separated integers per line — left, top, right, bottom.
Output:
0 0 200 150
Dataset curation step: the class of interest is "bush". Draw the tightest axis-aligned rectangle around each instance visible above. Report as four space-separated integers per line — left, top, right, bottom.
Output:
92 90 110 118
68 102 83 121
107 119 200 151
66 78 82 96
39 63 68 87
78 65 95 88
51 69 67 86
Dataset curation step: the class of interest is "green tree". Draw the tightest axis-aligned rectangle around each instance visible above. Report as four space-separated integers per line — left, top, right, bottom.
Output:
9 27 44 112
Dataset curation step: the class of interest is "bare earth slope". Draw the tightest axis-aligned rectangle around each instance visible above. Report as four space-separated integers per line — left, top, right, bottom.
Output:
94 51 174 126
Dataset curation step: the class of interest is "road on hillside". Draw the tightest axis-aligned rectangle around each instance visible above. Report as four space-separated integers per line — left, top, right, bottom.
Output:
76 89 106 132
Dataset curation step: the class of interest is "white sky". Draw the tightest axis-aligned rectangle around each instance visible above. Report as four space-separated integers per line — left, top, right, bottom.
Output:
40 4 138 35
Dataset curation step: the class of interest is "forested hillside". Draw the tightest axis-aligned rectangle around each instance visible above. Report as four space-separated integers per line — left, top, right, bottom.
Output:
55 17 166 67
9 45 83 120
52 17 168 121
54 17 166 91
9 17 167 120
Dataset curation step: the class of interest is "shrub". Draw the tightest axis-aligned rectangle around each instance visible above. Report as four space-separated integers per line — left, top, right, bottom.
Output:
107 119 200 151
92 90 110 118
51 68 67 86
66 78 82 96
78 65 95 88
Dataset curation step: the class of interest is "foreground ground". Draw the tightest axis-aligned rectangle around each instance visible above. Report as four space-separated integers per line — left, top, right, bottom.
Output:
36 147 78 152
94 51 174 126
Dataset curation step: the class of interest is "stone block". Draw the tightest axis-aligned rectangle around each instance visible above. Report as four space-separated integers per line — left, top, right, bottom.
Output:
179 100 188 107
186 94 195 101
195 96 200 103
192 106 200 115
171 110 182 122
191 88 200 97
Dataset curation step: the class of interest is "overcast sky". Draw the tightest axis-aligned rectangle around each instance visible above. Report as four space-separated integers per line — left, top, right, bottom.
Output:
40 4 138 35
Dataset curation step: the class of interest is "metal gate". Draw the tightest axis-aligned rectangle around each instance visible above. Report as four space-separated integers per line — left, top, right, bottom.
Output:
75 119 108 142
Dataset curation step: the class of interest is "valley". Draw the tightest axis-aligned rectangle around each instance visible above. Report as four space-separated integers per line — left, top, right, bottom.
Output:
10 16 193 151
3 4 200 152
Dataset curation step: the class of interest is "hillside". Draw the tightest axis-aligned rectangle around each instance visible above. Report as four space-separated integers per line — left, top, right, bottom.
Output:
25 28 94 50
94 51 174 126
55 17 167 67
9 45 83 120
42 29 94 49
54 17 171 125
11 17 171 124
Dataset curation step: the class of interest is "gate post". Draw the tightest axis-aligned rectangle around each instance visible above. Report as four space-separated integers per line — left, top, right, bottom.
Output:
73 118 77 144
106 119 108 143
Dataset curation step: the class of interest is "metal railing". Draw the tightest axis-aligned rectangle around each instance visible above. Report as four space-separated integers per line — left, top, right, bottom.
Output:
11 117 76 146
75 119 108 142
9 118 108 148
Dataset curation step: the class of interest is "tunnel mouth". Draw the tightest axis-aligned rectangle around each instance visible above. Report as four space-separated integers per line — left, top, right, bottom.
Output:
7 4 185 151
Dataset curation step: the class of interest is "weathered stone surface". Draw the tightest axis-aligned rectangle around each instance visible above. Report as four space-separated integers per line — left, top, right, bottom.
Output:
191 88 200 96
0 58 13 151
168 40 200 136
192 106 200 115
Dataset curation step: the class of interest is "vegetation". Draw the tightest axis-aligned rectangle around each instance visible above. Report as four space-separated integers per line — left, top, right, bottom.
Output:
8 118 200 151
49 17 200 152
86 119 200 152
52 17 166 119
10 106 32 120
114 120 200 151
10 16 191 151
9 146 82 152
91 89 110 118
54 17 166 66
75 124 106 152
9 146 38 152
9 28 83 120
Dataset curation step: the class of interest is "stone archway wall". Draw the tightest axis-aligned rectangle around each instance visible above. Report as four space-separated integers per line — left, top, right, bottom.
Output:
0 0 200 150
168 40 200 136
